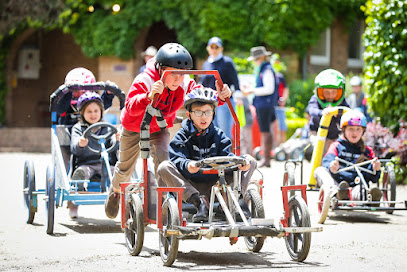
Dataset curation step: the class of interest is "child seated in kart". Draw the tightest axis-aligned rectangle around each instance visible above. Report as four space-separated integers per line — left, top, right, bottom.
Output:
313 110 382 202
307 69 350 155
157 87 257 223
57 67 115 126
68 92 120 218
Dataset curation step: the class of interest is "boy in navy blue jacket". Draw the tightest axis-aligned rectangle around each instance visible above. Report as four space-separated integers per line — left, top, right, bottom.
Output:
314 110 382 201
157 87 257 223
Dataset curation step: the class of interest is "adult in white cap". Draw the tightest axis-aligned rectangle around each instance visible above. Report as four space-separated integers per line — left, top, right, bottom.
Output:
199 36 240 141
138 45 158 74
244 46 277 167
347 75 371 122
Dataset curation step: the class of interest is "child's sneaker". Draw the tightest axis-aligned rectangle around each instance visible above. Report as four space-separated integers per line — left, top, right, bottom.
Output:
71 168 86 191
369 187 382 207
337 181 350 200
67 201 78 219
105 187 120 219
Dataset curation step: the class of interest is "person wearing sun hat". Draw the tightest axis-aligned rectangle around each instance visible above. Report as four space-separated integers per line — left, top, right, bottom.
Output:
243 46 278 167
199 36 240 141
138 45 158 74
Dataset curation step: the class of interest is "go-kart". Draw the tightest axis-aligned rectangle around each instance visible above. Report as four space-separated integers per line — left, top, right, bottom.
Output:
119 70 322 266
23 82 125 234
279 106 407 224
317 157 407 224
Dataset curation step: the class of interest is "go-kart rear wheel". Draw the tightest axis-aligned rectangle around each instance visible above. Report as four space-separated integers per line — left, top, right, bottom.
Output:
45 165 55 235
253 146 262 161
125 193 144 256
23 160 36 224
244 189 265 252
284 195 311 262
382 164 396 214
159 197 179 266
317 186 330 224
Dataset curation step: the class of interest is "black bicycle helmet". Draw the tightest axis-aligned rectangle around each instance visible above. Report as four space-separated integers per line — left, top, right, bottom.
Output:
155 43 193 70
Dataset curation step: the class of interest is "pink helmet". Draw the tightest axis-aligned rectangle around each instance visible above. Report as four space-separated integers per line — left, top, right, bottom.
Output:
64 67 96 85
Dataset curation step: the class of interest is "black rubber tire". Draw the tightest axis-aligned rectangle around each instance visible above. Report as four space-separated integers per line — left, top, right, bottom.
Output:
284 195 311 262
23 160 36 224
291 147 302 161
317 186 330 224
275 149 287 162
159 197 179 266
244 189 265 252
125 193 145 256
382 164 396 214
46 165 55 235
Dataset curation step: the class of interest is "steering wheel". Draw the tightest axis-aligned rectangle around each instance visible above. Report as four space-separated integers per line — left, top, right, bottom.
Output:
195 156 247 173
83 122 118 154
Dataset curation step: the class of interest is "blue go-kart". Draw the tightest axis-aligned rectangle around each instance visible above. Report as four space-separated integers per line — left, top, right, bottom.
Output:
23 82 125 234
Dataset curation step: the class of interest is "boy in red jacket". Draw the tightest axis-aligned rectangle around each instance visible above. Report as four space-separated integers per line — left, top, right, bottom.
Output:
105 43 231 218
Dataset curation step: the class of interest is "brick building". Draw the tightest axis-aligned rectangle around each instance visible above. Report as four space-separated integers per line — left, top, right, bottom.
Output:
0 19 364 152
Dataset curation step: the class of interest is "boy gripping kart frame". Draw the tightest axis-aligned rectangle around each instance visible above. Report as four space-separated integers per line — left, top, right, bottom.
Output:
104 43 232 219
157 87 257 223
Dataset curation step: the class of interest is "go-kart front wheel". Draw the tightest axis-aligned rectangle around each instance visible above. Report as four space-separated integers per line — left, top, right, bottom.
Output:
159 197 179 266
284 195 311 262
125 193 144 256
244 189 265 252
317 186 330 224
45 165 55 234
23 160 36 224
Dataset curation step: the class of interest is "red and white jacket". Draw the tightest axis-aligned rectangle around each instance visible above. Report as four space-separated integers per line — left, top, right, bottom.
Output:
121 58 199 133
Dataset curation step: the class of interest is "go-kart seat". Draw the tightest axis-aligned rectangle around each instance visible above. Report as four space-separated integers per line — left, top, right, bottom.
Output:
55 125 73 172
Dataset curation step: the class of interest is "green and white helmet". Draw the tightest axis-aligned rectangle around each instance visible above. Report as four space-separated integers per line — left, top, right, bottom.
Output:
314 69 345 107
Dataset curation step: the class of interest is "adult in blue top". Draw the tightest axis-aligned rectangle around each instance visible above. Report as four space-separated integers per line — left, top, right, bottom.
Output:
199 37 240 141
244 46 278 167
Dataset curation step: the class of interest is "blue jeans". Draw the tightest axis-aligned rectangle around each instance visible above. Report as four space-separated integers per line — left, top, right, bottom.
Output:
213 98 236 140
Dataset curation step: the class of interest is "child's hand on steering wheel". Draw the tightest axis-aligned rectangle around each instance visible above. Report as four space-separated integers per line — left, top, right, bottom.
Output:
78 136 89 148
330 157 340 173
238 160 250 172
187 160 200 174
372 158 381 171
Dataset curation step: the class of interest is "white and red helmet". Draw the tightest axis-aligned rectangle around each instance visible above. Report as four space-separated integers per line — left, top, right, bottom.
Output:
64 67 96 85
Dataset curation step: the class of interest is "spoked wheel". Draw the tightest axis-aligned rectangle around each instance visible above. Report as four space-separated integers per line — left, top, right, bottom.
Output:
159 197 180 266
23 160 36 224
125 193 145 256
317 186 330 224
244 189 265 252
45 165 55 234
382 164 396 214
284 195 311 262
283 163 296 198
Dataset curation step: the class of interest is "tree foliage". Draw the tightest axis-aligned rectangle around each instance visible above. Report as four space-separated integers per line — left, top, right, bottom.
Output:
362 0 407 131
60 0 364 59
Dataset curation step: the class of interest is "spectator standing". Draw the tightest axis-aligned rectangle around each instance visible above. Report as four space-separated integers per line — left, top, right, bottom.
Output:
347 75 372 122
138 46 157 74
200 37 240 140
244 46 278 168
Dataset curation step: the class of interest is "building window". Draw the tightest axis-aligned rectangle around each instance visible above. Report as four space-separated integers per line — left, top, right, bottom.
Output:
348 19 365 68
310 28 331 66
